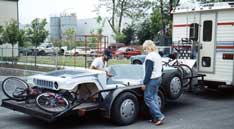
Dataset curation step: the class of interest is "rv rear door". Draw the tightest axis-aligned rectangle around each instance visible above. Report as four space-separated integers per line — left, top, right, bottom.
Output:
199 12 216 73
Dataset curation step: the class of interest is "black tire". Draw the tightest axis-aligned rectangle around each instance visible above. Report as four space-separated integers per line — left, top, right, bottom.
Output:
38 50 46 56
157 90 165 110
162 72 183 100
133 60 142 65
2 77 29 101
58 49 64 55
36 92 70 113
178 64 193 87
111 92 139 125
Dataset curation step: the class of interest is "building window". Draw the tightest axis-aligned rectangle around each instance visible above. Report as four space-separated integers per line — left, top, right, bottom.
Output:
203 20 213 42
189 23 199 41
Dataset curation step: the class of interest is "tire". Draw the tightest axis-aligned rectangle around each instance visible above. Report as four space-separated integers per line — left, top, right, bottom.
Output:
162 72 183 100
111 92 139 125
36 92 70 113
2 77 29 101
157 90 165 110
178 64 193 87
38 50 46 56
58 49 64 55
133 60 142 65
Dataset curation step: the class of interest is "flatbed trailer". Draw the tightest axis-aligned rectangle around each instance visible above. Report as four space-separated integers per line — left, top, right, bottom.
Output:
1 88 114 122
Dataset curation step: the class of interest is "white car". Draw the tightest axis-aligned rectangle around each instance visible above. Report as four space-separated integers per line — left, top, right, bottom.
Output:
64 47 95 56
2 64 184 125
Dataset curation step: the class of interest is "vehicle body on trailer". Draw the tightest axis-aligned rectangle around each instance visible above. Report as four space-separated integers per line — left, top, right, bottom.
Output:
1 64 184 125
172 1 234 87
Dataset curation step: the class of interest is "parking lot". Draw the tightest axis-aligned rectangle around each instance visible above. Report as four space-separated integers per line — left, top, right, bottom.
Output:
0 79 233 129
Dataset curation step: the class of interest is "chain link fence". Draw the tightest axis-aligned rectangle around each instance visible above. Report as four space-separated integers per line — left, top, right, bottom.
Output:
0 47 130 76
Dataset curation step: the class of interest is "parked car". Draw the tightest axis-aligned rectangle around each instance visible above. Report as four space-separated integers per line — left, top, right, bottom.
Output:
114 47 141 59
19 47 34 56
64 47 95 56
2 64 184 126
130 46 173 64
37 43 59 56
108 43 125 54
64 46 95 56
19 47 44 56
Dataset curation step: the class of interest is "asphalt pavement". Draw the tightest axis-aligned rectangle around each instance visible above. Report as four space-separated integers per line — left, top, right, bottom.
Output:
0 80 234 129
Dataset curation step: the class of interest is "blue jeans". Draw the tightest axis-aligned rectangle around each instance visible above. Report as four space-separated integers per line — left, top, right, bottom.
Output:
144 77 164 120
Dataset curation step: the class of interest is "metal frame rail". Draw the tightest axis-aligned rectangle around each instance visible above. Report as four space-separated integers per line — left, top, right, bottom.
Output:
1 88 117 122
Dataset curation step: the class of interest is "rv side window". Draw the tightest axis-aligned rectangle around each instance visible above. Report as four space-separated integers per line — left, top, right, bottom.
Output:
203 21 212 42
189 23 199 41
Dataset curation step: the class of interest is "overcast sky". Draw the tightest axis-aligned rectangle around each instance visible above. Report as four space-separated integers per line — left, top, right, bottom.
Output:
18 0 103 24
18 0 191 24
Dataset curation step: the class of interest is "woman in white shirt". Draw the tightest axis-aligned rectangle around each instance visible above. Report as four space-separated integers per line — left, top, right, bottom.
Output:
142 40 165 125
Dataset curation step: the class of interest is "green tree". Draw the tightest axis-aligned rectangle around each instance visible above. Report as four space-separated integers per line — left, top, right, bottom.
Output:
2 20 25 64
0 26 3 45
150 8 163 37
26 18 48 66
122 24 135 45
96 16 106 35
113 32 126 43
97 0 152 35
136 19 153 44
62 28 76 50
51 39 62 48
18 29 26 47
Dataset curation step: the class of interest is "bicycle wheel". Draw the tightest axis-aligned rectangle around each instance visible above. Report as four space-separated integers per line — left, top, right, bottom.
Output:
2 77 29 101
36 92 70 113
178 64 193 87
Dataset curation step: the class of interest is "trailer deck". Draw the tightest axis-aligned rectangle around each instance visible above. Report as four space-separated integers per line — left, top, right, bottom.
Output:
1 99 99 122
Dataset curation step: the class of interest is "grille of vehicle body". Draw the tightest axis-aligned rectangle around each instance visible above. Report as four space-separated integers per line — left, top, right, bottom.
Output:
33 79 54 89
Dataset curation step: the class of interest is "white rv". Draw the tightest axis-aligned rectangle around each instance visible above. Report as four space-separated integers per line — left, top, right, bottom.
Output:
172 1 234 87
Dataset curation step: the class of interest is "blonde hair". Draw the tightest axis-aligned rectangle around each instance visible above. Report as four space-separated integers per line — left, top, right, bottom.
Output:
142 40 157 52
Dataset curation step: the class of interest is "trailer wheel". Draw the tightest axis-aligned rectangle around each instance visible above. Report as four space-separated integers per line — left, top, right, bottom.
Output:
111 92 139 125
162 72 183 100
157 90 165 110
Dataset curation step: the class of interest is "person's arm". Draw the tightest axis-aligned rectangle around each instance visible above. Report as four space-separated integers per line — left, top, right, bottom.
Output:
90 65 102 70
143 60 154 85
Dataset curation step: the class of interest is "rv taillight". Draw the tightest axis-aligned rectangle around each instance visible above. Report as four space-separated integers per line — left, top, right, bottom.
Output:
223 54 234 60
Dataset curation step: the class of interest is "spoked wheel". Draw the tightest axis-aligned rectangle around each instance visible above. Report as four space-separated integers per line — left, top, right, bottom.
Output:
179 64 193 87
2 77 29 101
36 92 69 113
174 64 193 87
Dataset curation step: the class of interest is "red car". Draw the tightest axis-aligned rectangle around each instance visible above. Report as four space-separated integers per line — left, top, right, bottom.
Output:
114 47 141 59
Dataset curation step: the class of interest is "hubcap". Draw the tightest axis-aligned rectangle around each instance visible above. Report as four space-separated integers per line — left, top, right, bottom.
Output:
120 99 135 120
170 77 182 96
156 95 162 109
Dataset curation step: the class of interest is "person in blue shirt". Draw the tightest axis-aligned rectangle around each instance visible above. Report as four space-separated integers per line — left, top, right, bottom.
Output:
142 40 165 125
